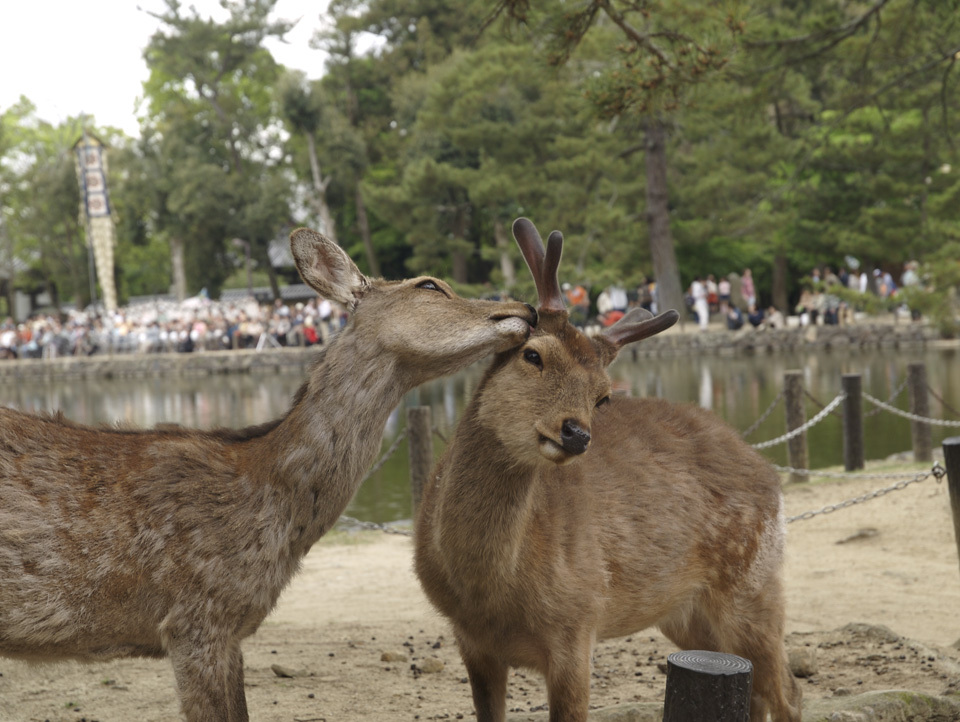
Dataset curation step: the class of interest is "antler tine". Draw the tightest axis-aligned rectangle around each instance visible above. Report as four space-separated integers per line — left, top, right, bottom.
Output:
540 230 566 312
603 308 680 349
512 218 566 312
512 217 545 282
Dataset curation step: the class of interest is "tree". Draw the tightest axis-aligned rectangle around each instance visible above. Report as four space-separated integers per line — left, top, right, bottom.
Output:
141 0 294 298
485 0 744 318
362 33 645 293
740 0 960 302
277 71 340 247
0 103 92 311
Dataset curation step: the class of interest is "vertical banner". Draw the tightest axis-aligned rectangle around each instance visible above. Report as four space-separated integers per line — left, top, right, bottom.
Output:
74 133 117 312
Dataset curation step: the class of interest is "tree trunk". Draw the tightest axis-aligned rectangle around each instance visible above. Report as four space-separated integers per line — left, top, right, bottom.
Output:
306 133 338 244
772 251 788 312
170 236 187 302
644 118 684 321
450 206 470 285
493 217 517 291
355 184 381 277
262 246 281 300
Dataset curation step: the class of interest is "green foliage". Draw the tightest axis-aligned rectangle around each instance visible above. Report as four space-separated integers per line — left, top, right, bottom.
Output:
2 0 960 325
897 243 960 338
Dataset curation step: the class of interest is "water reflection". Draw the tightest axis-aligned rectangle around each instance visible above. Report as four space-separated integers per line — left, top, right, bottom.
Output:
1 346 957 523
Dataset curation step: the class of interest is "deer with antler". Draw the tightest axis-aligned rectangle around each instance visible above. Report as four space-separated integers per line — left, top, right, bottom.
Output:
415 218 802 722
0 228 537 722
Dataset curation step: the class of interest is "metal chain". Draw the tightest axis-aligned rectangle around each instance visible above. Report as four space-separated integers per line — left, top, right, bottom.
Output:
861 391 960 427
863 376 908 418
785 463 946 523
751 392 846 450
360 428 408 483
774 463 937 480
335 515 413 536
804 376 907 419
926 382 960 419
803 389 843 419
343 422 448 536
740 390 784 439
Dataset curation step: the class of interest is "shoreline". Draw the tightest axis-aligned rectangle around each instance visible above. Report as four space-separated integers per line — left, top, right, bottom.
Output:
0 321 951 381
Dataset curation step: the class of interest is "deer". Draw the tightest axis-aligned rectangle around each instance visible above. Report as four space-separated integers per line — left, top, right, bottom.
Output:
0 227 538 722
414 218 803 722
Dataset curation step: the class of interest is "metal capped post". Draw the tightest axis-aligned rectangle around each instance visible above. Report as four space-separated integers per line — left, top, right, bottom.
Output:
842 374 864 471
663 650 753 722
943 437 960 584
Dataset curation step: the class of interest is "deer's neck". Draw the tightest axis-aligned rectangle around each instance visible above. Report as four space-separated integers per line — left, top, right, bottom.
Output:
247 328 408 556
431 408 539 581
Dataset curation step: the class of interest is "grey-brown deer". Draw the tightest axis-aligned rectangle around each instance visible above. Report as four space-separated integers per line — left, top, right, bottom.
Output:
0 228 537 722
415 218 802 722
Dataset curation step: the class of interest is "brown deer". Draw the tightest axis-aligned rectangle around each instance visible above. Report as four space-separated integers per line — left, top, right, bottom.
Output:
414 218 802 722
0 227 537 722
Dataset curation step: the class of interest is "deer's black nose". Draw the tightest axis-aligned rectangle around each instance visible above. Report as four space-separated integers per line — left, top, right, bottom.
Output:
560 419 590 455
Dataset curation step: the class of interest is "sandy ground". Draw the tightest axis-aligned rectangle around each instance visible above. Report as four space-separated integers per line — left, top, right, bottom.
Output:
2 461 960 722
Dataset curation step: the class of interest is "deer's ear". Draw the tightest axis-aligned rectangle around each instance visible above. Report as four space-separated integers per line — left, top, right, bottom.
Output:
602 309 679 350
290 228 370 310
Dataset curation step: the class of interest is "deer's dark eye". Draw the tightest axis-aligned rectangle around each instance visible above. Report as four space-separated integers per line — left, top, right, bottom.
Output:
417 279 442 292
596 396 611 408
523 349 543 370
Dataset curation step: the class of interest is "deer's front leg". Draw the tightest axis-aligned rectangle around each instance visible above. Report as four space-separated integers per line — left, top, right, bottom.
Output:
544 639 593 722
460 642 508 722
164 620 245 722
226 642 249 722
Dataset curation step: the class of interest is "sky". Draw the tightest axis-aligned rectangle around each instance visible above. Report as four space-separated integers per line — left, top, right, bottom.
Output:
0 0 332 137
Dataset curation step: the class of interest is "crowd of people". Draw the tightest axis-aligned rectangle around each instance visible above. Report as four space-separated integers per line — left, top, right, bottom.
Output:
0 295 346 361
0 259 928 360
564 257 924 336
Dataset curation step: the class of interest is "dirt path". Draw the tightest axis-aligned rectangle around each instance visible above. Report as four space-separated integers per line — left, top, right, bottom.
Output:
3 463 959 721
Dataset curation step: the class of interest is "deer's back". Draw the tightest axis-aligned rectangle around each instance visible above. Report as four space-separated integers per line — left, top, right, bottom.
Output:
0 408 295 662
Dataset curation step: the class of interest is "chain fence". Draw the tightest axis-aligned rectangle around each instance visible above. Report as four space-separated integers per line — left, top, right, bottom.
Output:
861 391 960 427
740 391 784 439
340 373 958 534
927 383 960 418
784 462 946 524
749 393 845 450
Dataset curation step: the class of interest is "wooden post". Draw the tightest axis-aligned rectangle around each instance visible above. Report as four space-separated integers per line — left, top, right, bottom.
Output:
908 363 932 462
842 373 864 471
663 650 753 722
783 371 808 484
944 438 960 584
407 406 433 513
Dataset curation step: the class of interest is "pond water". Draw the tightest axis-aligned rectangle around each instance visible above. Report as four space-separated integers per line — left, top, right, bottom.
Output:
1 345 957 523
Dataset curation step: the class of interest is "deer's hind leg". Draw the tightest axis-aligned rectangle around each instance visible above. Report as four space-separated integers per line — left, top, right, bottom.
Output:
721 580 802 722
659 591 800 722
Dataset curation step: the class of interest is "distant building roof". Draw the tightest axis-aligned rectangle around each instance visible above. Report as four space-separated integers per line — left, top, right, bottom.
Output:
219 283 317 303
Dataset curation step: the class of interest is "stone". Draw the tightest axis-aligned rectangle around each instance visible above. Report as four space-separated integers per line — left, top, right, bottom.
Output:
419 657 445 674
788 646 819 678
270 664 306 678
380 651 408 663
